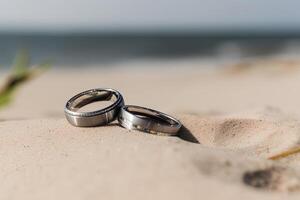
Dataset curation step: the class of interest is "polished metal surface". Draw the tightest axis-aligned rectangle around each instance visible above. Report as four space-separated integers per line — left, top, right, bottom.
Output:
64 88 124 127
118 105 181 136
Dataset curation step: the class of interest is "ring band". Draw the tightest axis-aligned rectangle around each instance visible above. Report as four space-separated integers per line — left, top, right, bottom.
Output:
64 88 124 127
118 105 181 136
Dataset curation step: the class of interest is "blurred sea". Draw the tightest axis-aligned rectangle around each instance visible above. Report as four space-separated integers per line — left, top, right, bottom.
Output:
1 33 300 67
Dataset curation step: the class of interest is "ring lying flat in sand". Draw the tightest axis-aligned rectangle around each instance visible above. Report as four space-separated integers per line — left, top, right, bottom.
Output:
64 88 124 127
118 105 182 136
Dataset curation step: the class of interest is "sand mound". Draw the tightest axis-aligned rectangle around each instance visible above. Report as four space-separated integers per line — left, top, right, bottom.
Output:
180 114 300 158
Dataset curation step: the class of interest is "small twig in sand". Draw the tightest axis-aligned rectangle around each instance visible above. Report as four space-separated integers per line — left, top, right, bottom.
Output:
268 146 300 160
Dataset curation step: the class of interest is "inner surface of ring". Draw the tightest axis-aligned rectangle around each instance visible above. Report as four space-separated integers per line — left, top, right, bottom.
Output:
126 107 177 126
69 91 118 112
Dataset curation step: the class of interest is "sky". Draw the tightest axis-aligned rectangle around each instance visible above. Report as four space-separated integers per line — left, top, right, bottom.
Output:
0 0 299 33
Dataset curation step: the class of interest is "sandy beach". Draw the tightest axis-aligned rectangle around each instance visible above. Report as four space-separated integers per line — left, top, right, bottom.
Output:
2 60 300 199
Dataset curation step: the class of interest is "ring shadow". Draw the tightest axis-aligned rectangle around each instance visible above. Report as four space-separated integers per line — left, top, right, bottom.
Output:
178 125 200 144
112 122 199 144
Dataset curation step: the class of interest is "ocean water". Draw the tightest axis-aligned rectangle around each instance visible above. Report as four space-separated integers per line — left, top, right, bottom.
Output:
0 34 299 68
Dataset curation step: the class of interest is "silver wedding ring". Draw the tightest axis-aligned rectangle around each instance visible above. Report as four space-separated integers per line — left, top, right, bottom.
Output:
118 105 181 136
64 88 124 127
64 89 181 136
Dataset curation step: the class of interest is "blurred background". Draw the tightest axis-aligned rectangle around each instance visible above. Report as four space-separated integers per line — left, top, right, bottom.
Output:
1 0 300 67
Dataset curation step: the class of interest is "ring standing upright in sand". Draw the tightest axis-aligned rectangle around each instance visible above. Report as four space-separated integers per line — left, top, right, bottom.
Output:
64 88 124 127
118 105 182 136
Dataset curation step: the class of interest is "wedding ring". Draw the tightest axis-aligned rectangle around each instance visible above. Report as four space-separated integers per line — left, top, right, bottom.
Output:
64 88 124 127
118 105 181 136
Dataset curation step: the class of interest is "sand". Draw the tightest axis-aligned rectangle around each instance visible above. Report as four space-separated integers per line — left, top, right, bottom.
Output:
2 60 300 199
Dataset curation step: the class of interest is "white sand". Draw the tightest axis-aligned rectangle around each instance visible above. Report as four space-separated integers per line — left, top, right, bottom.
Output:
2 61 300 199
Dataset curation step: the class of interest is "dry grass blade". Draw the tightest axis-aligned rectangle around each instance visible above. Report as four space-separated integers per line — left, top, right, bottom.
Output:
0 50 50 108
